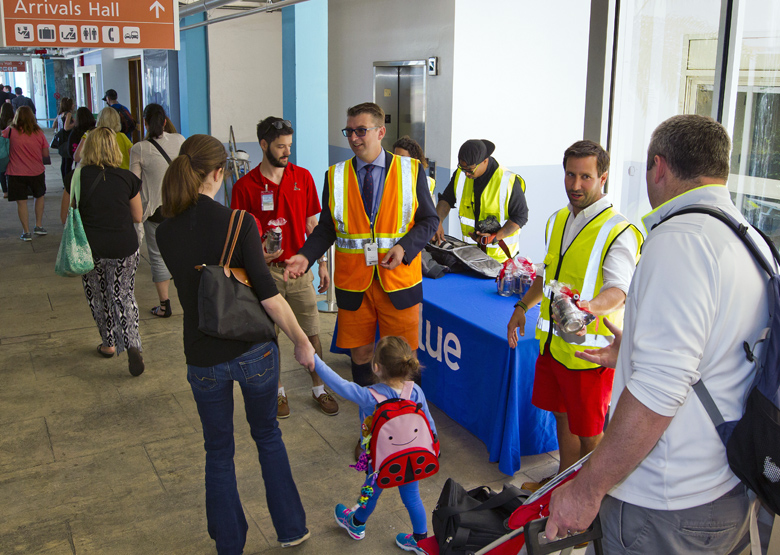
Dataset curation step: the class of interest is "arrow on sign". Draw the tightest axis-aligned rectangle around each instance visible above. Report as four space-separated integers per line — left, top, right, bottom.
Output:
150 1 165 18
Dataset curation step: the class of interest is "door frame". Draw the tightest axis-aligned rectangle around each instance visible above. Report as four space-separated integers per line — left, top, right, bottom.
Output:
372 60 427 150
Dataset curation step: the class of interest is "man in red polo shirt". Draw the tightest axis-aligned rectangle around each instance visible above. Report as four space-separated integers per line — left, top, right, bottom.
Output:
231 116 338 419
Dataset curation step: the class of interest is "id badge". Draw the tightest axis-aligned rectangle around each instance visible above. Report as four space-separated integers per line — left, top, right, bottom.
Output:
261 191 274 211
364 242 379 266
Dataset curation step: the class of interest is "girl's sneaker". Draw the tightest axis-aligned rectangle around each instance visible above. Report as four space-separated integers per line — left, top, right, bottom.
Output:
395 533 429 554
334 503 365 540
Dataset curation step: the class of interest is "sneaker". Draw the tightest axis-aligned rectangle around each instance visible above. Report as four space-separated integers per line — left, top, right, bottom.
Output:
313 390 339 415
334 503 365 540
33 226 47 235
20 232 32 241
396 533 429 554
279 529 310 548
277 393 290 419
521 475 554 493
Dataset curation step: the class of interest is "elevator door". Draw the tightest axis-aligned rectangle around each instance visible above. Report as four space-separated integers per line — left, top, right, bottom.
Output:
373 61 426 152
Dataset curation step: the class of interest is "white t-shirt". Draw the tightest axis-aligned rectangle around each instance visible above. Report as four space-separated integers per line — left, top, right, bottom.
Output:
609 184 775 510
129 132 186 221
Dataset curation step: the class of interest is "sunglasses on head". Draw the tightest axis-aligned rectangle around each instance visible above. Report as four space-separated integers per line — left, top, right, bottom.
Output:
259 119 292 138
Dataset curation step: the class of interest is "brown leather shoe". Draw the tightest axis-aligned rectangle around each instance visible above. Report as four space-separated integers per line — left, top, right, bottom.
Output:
521 475 554 493
313 390 339 416
277 393 290 419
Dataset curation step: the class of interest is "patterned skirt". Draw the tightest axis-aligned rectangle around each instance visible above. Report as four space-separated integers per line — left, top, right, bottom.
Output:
82 250 142 355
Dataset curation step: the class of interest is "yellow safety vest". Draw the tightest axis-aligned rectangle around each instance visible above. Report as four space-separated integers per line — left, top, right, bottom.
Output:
328 155 421 294
454 166 524 262
427 176 436 200
536 205 643 369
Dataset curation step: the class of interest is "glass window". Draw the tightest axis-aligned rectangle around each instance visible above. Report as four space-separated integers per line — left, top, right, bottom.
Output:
609 0 722 226
719 2 780 247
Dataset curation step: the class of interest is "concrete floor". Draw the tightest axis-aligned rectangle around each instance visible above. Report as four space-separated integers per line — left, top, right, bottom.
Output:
0 148 562 554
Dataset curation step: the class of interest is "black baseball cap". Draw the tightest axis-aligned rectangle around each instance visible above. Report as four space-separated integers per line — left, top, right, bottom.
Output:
458 139 495 166
102 89 117 101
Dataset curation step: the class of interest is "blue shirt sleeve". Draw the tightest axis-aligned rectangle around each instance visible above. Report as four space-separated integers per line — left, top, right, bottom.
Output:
313 355 377 413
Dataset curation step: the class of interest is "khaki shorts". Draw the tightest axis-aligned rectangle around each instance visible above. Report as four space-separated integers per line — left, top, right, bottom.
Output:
269 265 320 336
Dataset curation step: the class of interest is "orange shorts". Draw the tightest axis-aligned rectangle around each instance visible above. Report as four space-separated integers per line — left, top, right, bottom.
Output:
336 279 419 350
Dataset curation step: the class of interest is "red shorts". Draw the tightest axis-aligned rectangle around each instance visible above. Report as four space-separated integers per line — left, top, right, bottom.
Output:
335 279 419 350
531 346 614 438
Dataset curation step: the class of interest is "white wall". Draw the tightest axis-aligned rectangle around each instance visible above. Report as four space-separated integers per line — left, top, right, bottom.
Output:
328 0 456 183
99 49 138 107
208 8 283 143
449 0 592 262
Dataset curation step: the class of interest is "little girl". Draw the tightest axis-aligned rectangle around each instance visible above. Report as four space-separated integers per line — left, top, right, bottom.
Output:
311 336 437 555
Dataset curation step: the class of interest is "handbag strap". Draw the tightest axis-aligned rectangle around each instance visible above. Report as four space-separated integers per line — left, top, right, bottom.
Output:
219 210 246 269
148 137 173 165
71 167 103 208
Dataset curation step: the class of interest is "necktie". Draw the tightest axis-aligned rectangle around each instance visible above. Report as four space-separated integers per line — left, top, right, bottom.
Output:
362 164 375 219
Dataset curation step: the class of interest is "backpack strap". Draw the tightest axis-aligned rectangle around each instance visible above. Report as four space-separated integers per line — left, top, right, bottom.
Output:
369 388 387 403
148 137 173 165
656 204 778 437
400 381 414 400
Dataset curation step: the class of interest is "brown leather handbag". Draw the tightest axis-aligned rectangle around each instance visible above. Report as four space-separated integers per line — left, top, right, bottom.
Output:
196 210 276 343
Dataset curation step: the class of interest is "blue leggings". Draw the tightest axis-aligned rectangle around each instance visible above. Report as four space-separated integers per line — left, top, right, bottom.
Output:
354 475 427 534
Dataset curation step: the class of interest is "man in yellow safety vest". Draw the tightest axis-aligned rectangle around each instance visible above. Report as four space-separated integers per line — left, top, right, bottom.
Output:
433 139 529 262
506 140 643 491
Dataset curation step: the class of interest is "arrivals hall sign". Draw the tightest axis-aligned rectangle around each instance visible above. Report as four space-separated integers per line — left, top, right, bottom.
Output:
0 0 179 49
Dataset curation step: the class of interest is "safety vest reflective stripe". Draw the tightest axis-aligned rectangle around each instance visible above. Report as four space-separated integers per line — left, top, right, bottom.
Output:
399 156 414 234
333 161 347 234
497 170 512 223
580 214 627 300
545 212 557 247
455 170 467 208
536 317 613 348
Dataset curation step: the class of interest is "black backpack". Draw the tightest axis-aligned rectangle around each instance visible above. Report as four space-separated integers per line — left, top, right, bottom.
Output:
113 105 136 135
658 205 780 514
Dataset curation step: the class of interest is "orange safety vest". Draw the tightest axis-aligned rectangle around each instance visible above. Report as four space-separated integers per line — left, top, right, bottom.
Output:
328 154 421 294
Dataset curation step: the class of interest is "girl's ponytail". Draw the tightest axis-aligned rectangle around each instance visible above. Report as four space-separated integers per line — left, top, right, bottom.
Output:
162 134 228 217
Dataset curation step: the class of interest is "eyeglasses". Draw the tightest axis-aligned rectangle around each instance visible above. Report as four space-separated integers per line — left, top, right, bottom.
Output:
259 119 292 139
458 162 480 175
342 126 380 138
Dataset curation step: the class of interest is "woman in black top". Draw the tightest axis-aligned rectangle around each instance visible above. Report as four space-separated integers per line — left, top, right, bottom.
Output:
66 107 95 165
156 134 313 553
60 127 144 376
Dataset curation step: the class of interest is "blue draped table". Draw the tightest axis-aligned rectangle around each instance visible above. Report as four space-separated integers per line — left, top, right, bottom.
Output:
418 273 557 475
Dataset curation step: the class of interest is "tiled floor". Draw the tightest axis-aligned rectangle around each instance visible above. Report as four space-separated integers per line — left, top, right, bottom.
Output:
0 147 562 554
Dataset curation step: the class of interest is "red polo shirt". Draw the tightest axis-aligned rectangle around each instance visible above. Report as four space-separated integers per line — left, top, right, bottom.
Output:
230 163 321 262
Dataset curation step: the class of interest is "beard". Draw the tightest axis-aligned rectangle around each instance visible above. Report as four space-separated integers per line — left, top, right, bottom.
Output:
265 149 288 168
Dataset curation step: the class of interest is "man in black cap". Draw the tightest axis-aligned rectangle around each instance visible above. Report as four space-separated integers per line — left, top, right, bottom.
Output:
103 88 136 140
434 139 528 262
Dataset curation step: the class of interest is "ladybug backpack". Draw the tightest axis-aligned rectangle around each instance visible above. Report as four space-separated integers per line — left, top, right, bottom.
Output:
367 382 440 488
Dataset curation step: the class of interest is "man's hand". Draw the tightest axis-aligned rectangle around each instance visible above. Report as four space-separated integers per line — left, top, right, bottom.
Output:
380 244 405 270
507 306 527 348
545 479 602 543
317 264 330 293
433 222 445 244
475 231 497 245
294 340 316 372
284 254 308 282
264 248 283 263
574 317 621 367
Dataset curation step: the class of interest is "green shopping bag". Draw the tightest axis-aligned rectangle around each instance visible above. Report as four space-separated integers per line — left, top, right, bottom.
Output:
55 167 95 277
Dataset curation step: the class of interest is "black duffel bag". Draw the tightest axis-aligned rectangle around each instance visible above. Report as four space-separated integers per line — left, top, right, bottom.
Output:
432 478 527 555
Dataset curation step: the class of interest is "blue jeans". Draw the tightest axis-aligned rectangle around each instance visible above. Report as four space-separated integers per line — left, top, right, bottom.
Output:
187 342 307 554
354 465 428 534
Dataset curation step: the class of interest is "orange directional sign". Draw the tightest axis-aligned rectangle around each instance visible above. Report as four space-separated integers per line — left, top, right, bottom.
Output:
0 0 180 49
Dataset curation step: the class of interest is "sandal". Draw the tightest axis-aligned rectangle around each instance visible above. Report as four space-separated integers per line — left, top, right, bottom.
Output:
150 299 172 318
97 344 114 358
